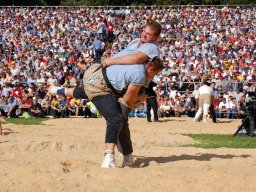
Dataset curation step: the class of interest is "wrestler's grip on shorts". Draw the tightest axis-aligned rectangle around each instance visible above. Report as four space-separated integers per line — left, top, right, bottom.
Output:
118 86 147 115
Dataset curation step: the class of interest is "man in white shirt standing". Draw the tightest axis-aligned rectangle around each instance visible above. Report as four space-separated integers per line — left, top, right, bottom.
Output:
194 81 214 123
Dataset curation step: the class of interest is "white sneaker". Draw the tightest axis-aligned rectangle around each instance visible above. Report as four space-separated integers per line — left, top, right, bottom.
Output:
101 150 118 168
122 153 134 167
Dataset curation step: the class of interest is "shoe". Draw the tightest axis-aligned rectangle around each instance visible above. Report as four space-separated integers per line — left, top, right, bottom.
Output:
147 119 152 122
122 153 133 167
193 118 200 122
101 150 118 168
203 115 207 123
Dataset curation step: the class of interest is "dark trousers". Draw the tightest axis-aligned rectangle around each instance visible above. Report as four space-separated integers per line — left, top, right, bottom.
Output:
73 87 88 99
146 97 159 121
209 105 217 123
92 94 133 155
29 111 44 118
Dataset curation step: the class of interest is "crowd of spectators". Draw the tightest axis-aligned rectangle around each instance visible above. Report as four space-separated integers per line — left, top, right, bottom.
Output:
0 6 255 119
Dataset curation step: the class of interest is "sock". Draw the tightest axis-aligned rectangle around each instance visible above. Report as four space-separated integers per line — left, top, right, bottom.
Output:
57 88 66 95
105 149 114 155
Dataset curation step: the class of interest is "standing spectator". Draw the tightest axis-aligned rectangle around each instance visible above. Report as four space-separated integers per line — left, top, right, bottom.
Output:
97 18 107 41
106 22 115 43
93 37 104 62
145 81 159 122
237 96 247 119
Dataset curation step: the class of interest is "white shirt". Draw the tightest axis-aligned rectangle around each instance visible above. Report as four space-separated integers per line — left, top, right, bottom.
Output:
198 85 213 95
219 101 230 109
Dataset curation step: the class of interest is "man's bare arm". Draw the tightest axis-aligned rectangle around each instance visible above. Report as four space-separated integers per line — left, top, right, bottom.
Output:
102 52 149 67
122 84 142 107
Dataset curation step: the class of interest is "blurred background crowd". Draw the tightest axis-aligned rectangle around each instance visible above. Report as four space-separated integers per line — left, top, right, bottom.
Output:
0 6 255 119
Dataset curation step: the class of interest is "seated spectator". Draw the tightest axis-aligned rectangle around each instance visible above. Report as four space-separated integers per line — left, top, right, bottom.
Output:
229 97 238 119
69 98 82 116
81 99 94 118
29 98 44 118
174 96 186 117
7 95 19 118
20 94 32 113
51 96 67 118
86 101 100 118
0 98 9 117
36 84 47 101
185 96 196 118
159 98 173 117
218 98 230 118
41 95 51 115
135 103 147 118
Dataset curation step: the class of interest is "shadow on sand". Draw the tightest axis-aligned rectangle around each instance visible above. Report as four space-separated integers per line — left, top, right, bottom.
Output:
1 128 18 136
134 153 250 168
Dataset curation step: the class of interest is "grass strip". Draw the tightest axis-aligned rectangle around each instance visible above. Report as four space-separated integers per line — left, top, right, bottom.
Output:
183 134 256 149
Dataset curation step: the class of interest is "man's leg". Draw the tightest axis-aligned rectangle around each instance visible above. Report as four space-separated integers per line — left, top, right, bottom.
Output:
146 99 152 122
118 103 134 167
209 105 217 123
48 87 87 99
152 98 159 121
92 94 124 168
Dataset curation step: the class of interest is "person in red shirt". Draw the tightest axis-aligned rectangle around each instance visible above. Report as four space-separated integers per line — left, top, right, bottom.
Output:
20 94 32 113
12 83 23 99
106 22 114 43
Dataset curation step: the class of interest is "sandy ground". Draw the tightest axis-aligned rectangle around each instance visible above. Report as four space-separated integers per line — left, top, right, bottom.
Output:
0 117 255 192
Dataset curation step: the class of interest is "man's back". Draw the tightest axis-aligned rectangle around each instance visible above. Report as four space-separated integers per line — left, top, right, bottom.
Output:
106 64 147 93
199 85 213 95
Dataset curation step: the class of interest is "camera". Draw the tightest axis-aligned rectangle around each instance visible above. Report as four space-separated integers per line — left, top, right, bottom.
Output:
234 92 256 136
245 92 256 115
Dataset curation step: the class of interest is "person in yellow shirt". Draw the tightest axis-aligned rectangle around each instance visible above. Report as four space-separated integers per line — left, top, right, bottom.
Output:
70 98 81 116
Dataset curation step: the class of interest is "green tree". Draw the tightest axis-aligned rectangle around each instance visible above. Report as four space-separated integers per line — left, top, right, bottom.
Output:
0 0 47 6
